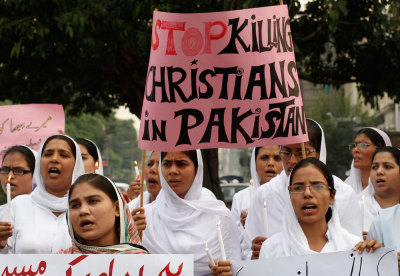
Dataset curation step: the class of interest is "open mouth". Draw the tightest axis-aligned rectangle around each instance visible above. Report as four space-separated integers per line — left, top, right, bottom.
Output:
265 170 276 175
147 177 158 184
375 179 385 185
48 167 61 175
80 220 94 229
302 204 317 212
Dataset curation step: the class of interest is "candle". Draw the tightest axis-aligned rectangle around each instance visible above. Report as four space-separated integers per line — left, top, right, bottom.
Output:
205 242 216 266
134 160 140 180
217 221 226 260
7 175 12 222
361 195 365 231
263 201 269 237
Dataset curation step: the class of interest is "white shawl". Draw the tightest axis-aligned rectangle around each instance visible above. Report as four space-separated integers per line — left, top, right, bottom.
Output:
30 135 85 213
142 150 241 275
346 128 391 195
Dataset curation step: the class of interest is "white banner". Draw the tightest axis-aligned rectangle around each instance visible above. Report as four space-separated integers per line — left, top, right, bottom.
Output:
232 248 398 276
0 254 194 276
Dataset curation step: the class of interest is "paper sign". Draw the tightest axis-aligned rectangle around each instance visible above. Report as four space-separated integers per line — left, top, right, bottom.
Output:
232 248 398 276
0 254 193 275
139 5 308 151
0 104 64 158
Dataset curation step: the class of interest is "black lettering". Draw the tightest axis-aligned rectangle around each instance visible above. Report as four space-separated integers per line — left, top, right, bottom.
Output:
269 61 288 98
260 99 294 138
167 66 195 103
245 65 268 100
219 18 250 54
198 69 216 99
152 120 167 141
141 120 150 140
214 67 237 99
258 20 273 52
231 108 254 144
251 114 260 138
276 17 287 53
200 108 229 143
287 61 299 97
174 109 204 146
285 18 293 52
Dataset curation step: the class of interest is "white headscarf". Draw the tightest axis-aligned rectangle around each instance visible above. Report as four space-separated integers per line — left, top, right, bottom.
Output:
308 119 327 164
142 150 235 274
346 128 391 194
250 148 261 191
282 199 361 255
21 146 38 190
77 138 103 175
31 135 85 212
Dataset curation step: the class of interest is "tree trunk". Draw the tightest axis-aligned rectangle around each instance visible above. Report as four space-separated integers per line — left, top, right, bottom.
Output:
201 148 224 200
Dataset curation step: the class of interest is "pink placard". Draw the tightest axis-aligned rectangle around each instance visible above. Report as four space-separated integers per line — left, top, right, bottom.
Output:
0 104 65 158
139 5 308 151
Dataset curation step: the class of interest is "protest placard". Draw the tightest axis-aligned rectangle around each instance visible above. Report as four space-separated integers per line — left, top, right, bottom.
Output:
231 248 398 276
0 254 193 276
139 5 308 151
0 104 64 158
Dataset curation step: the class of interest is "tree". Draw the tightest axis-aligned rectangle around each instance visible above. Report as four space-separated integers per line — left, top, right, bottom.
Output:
308 89 379 179
65 112 141 183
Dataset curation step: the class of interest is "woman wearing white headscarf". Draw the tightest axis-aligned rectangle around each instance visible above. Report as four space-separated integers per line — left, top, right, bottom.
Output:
75 138 103 174
244 119 362 259
230 146 282 259
346 128 391 195
213 159 380 276
360 147 400 234
139 150 241 276
1 135 85 253
0 145 37 253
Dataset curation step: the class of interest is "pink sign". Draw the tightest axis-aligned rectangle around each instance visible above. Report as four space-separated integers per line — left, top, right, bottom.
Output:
139 5 308 151
0 104 65 157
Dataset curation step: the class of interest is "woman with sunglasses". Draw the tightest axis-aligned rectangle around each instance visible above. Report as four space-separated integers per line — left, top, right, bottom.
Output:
346 128 390 195
0 146 36 252
212 158 380 275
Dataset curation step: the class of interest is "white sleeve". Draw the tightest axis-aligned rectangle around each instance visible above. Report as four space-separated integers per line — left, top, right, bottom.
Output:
220 215 242 261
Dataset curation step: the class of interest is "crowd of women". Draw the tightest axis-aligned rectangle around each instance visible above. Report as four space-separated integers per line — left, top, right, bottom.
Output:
0 119 399 275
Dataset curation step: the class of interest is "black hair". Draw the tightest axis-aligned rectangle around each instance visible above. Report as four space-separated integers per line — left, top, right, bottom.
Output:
69 173 120 237
355 128 386 147
75 138 99 162
372 146 400 173
2 146 36 172
306 119 322 152
161 150 199 170
289 158 336 222
42 135 76 158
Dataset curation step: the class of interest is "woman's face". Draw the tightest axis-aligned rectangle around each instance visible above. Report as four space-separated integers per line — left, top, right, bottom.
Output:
290 165 334 226
352 134 377 171
1 152 33 198
79 144 96 173
370 152 400 198
69 182 119 247
145 152 161 198
256 145 283 184
40 138 75 197
161 152 196 199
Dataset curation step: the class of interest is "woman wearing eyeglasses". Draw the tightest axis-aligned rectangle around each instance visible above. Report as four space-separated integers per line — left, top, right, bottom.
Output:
0 146 36 252
346 128 390 195
212 159 380 275
244 119 361 260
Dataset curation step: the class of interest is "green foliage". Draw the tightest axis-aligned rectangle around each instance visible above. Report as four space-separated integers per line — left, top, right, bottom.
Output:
66 112 140 183
1 0 398 116
308 90 378 178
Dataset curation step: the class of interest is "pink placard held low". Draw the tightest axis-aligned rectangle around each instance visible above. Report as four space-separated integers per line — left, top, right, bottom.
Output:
139 5 308 152
0 104 65 158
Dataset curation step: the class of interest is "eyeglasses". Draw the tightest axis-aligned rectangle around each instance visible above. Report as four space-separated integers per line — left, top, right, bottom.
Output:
288 183 329 194
348 142 372 150
279 149 317 160
0 167 32 176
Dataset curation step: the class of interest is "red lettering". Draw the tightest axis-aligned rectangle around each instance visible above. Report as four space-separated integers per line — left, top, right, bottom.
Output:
202 21 227 54
181 27 203 56
158 262 183 276
151 19 162 50
160 21 186 55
